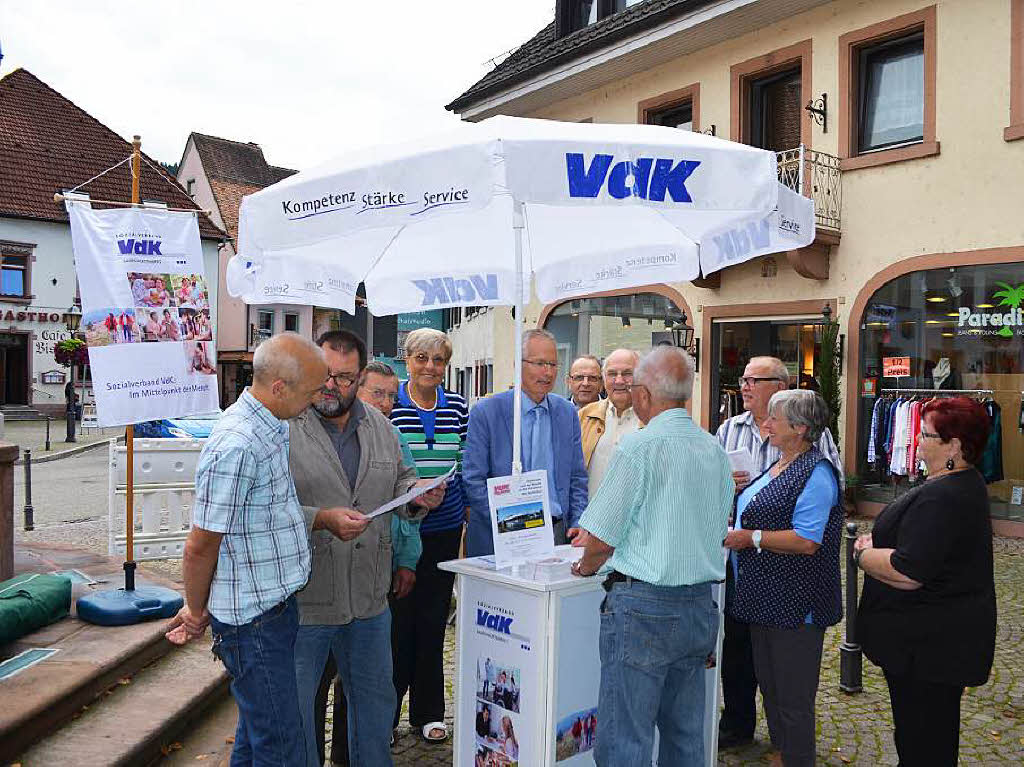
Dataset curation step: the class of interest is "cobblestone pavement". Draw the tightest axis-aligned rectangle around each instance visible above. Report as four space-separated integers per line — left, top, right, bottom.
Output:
388 528 1024 766
13 453 1022 766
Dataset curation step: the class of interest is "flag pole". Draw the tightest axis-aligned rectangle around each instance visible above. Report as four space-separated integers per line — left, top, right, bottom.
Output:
124 134 141 591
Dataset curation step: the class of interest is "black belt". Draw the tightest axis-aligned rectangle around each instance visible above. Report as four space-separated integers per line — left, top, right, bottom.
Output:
602 570 651 591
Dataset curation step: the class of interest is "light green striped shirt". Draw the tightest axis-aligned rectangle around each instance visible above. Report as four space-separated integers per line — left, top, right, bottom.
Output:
579 408 734 586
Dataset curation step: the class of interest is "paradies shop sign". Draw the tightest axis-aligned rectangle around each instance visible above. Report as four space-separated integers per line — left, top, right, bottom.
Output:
957 283 1024 338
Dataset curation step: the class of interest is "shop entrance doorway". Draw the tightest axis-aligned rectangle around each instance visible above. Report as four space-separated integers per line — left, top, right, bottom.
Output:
710 317 828 433
0 333 28 405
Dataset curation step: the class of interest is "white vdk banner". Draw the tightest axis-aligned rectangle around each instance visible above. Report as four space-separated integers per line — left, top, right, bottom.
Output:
68 205 219 427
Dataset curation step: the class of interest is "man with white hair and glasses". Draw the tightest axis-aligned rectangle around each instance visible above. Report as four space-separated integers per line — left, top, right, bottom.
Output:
464 328 588 555
716 355 842 749
578 348 642 501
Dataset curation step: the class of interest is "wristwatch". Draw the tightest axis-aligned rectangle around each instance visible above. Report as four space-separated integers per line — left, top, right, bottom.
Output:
752 530 763 552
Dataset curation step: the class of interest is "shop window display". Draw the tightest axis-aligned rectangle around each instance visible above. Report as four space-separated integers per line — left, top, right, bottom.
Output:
857 263 1024 521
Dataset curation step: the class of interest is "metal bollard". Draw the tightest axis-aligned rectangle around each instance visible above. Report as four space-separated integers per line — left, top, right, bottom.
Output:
23 449 34 531
839 521 863 692
45 415 51 451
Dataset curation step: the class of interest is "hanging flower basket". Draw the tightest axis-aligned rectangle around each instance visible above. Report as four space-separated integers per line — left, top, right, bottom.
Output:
54 337 88 367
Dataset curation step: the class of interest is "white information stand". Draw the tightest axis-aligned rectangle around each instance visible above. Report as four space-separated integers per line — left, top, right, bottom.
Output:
440 546 723 767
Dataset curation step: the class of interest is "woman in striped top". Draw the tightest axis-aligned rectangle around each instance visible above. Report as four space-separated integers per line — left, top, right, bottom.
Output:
389 327 468 744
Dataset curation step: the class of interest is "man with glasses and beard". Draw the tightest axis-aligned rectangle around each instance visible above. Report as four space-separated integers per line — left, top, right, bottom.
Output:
715 355 842 750
288 330 445 767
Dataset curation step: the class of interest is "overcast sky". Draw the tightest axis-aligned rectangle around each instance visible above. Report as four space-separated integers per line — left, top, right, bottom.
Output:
1 0 554 170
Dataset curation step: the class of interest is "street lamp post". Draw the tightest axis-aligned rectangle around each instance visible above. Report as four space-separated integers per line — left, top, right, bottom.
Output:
64 304 82 443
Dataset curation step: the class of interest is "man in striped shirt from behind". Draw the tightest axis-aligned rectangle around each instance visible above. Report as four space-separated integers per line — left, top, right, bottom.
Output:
388 327 469 744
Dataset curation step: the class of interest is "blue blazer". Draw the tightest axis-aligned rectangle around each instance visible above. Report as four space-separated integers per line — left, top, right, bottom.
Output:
463 389 589 557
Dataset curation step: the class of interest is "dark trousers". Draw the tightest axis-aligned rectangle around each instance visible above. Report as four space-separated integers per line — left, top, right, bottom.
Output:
884 670 964 767
720 565 758 738
315 654 348 765
391 526 461 729
750 623 826 767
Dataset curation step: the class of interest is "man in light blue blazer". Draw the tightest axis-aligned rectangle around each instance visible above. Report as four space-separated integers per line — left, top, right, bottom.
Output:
463 329 589 557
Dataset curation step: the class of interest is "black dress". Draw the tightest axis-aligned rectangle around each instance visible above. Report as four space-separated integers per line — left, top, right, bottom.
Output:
857 469 996 687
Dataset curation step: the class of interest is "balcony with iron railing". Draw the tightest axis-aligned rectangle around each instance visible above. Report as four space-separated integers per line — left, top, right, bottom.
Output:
777 145 842 234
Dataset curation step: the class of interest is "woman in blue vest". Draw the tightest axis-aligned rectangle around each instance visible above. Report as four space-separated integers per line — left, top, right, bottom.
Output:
855 397 995 767
725 389 842 767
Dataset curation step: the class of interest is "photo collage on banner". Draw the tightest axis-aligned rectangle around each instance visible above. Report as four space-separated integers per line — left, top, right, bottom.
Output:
475 656 522 766
124 272 214 373
68 205 219 427
461 578 543 767
555 707 597 762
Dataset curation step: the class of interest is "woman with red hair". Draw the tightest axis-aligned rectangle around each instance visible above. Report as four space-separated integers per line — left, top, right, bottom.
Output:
855 396 996 766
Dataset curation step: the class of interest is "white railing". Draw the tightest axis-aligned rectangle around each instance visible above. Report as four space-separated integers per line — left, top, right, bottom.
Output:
777 145 842 233
108 438 204 561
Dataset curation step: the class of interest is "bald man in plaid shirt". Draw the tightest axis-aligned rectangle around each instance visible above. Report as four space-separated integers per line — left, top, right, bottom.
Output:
166 333 371 765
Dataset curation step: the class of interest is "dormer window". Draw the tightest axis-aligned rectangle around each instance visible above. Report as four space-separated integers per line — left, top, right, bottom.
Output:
556 0 648 38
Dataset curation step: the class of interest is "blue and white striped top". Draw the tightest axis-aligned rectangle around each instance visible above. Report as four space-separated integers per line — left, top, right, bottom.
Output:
391 382 468 534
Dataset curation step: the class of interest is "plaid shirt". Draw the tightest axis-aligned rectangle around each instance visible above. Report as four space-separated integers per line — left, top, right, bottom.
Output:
193 390 310 626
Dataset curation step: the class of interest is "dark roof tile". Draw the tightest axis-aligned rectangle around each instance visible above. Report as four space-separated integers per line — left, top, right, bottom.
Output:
0 68 223 239
448 0 715 112
184 133 297 245
188 132 297 188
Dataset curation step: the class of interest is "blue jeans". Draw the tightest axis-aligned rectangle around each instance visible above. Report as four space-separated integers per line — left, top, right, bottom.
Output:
595 580 717 767
294 610 396 767
209 596 305 767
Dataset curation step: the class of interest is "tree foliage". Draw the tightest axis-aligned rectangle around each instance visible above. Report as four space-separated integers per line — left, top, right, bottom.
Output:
817 320 842 452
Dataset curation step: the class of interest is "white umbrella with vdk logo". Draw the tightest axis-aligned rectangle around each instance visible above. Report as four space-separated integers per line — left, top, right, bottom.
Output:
227 116 814 471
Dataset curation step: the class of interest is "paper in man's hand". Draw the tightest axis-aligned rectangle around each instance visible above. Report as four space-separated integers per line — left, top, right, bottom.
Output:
364 464 456 520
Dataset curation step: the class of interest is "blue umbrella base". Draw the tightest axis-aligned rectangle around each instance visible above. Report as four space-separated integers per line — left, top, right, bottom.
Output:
77 586 183 627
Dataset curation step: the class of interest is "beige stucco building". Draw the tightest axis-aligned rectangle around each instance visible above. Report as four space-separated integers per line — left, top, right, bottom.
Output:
448 0 1024 533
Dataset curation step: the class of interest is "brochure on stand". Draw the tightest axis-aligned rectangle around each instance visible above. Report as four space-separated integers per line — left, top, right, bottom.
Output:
487 469 555 568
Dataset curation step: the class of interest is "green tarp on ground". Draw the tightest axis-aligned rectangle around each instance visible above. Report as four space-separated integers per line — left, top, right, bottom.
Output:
0 573 72 645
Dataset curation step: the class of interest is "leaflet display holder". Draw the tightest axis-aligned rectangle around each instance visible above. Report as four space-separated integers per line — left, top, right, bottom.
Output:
439 546 723 767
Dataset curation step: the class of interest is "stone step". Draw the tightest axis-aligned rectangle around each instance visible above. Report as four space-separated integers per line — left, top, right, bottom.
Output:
158 692 238 767
1 405 46 421
13 637 229 766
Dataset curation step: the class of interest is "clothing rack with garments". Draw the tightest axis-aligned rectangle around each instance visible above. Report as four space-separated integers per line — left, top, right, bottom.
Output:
868 388 1003 484
878 388 994 396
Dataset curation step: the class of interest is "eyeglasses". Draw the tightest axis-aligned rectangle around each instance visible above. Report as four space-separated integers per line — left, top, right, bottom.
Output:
605 370 634 381
524 359 558 371
362 387 395 400
569 374 601 383
325 371 359 388
919 429 941 439
739 376 785 388
410 353 448 367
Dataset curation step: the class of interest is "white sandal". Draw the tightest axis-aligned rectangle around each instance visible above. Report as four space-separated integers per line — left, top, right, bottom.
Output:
421 721 448 742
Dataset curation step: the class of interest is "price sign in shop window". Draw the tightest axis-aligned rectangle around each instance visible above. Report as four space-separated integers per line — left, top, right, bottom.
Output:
882 356 910 378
